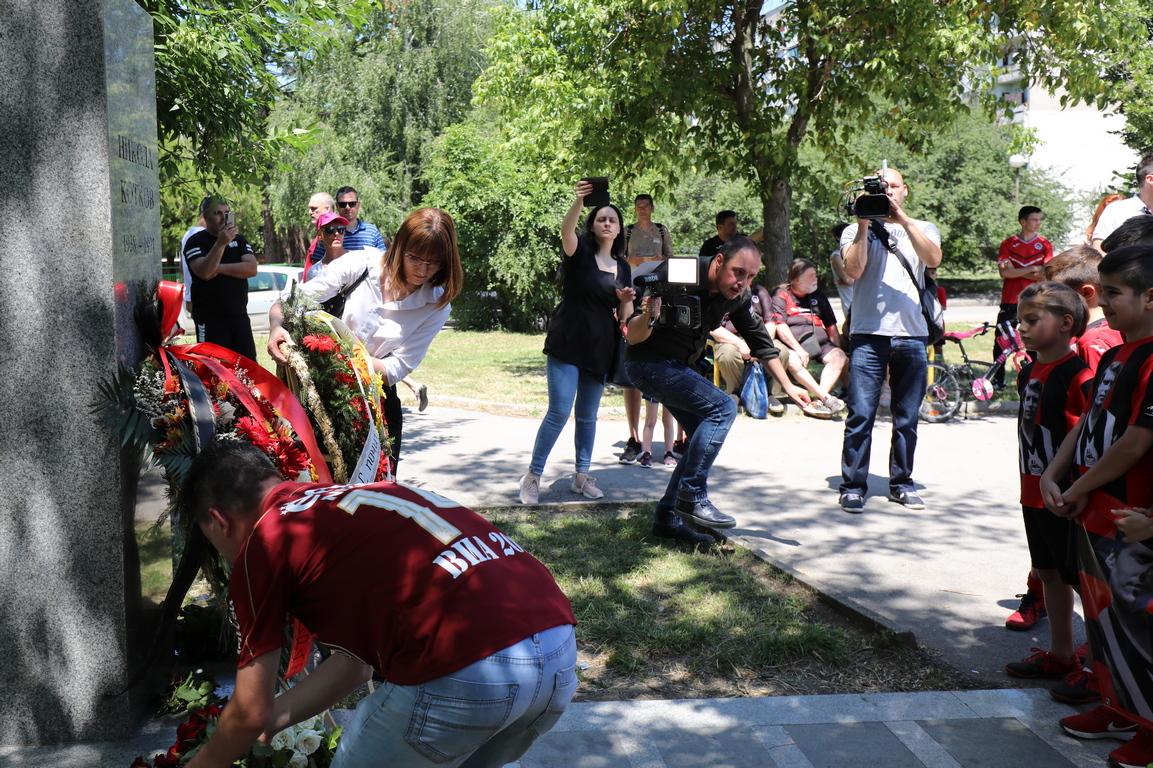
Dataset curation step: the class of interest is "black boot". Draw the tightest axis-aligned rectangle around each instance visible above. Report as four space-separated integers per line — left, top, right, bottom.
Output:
674 498 736 529
651 507 713 545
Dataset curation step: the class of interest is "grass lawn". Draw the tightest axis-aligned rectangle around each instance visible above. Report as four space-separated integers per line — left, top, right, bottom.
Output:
484 504 962 700
137 520 173 604
135 502 959 701
252 329 621 410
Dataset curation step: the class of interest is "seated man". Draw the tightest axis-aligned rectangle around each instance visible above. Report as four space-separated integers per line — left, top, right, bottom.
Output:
181 441 577 768
710 282 786 415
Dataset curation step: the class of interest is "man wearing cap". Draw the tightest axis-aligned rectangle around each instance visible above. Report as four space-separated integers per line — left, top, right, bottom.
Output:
334 186 387 251
183 196 258 359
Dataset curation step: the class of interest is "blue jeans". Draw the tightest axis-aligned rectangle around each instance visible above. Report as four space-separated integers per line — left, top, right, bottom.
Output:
625 358 737 509
840 334 928 496
529 355 605 475
333 624 578 768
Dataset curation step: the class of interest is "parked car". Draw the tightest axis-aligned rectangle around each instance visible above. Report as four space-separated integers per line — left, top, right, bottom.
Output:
178 264 304 336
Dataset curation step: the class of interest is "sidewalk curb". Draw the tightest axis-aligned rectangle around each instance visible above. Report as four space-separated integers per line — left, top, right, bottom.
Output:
729 533 920 651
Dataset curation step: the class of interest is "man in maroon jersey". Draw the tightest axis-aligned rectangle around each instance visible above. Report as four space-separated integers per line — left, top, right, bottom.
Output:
182 441 577 768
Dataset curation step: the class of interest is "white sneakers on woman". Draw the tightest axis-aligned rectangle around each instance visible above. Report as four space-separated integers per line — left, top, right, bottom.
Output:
571 473 604 499
520 472 605 503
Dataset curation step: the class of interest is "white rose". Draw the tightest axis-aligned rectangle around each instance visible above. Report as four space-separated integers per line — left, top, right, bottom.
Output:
270 729 295 751
288 753 309 768
294 729 323 756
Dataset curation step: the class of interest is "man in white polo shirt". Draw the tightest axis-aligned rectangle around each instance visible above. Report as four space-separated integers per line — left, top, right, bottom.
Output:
1091 152 1153 250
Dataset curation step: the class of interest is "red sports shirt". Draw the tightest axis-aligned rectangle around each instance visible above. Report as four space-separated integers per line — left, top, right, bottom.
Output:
998 234 1053 304
1076 318 1125 374
229 481 576 685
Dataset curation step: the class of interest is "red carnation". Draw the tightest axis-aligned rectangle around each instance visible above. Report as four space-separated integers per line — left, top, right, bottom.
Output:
335 372 357 386
236 416 274 453
302 334 337 353
130 758 149 768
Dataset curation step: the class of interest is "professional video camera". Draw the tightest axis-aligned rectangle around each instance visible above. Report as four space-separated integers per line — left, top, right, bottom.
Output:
634 256 702 330
842 160 892 220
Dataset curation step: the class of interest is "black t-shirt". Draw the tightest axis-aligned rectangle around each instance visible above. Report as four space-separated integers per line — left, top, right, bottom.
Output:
699 235 725 258
183 230 254 316
1073 339 1153 507
626 256 779 367
543 237 631 377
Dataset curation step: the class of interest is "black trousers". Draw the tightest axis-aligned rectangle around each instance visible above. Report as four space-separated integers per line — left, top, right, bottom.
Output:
383 383 402 462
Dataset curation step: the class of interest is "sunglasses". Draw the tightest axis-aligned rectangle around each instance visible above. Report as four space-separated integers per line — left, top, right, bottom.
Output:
336 200 359 208
323 226 347 235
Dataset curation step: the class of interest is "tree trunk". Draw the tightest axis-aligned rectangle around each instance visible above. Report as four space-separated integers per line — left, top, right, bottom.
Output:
759 176 793 287
261 170 280 264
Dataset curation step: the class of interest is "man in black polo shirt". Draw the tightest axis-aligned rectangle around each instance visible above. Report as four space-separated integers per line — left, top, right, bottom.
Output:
625 237 809 542
183 196 258 359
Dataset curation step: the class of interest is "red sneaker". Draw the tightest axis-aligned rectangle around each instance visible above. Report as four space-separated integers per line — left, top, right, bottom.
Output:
1005 589 1046 630
1108 726 1153 768
1074 642 1089 664
1005 647 1079 679
1050 666 1101 704
1060 705 1138 740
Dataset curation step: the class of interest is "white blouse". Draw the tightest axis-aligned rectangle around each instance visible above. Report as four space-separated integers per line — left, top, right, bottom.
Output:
298 249 450 386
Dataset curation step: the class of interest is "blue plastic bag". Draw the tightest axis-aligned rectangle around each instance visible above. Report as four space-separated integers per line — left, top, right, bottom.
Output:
738 361 769 419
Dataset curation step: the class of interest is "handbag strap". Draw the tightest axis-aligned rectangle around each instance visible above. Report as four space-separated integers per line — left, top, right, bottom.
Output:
337 268 371 301
871 219 924 291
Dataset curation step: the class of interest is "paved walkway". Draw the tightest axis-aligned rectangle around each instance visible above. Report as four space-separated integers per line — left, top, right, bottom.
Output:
1 689 1115 767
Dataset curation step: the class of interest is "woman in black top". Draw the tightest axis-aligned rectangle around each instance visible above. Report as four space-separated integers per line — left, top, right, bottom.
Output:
519 181 635 503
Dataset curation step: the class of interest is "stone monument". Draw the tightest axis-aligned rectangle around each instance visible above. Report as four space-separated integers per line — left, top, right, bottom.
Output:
0 0 161 744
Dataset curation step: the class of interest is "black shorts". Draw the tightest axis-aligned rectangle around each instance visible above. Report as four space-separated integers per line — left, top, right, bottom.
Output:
1021 505 1079 586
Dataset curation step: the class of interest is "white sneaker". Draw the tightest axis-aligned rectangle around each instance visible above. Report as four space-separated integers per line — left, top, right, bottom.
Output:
519 473 540 505
571 472 604 499
823 395 845 414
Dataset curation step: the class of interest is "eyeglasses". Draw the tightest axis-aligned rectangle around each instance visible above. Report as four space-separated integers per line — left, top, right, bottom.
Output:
404 252 445 271
322 226 346 235
337 200 359 208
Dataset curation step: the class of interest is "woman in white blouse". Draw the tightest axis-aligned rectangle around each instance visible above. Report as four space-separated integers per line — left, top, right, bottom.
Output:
268 207 463 463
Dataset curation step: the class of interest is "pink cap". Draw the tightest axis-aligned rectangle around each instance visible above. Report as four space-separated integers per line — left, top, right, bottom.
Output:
316 212 349 232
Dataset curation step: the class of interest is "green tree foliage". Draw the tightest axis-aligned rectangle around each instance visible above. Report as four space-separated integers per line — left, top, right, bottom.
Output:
268 0 495 243
423 116 570 331
475 0 1141 284
1111 13 1153 161
789 112 1076 274
142 0 373 188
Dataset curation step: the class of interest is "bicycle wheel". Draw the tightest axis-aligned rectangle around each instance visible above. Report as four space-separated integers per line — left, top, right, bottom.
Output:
920 363 962 423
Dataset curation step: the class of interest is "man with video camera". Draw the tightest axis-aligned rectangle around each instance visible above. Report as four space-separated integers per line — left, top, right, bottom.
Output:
837 167 942 514
624 237 811 543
